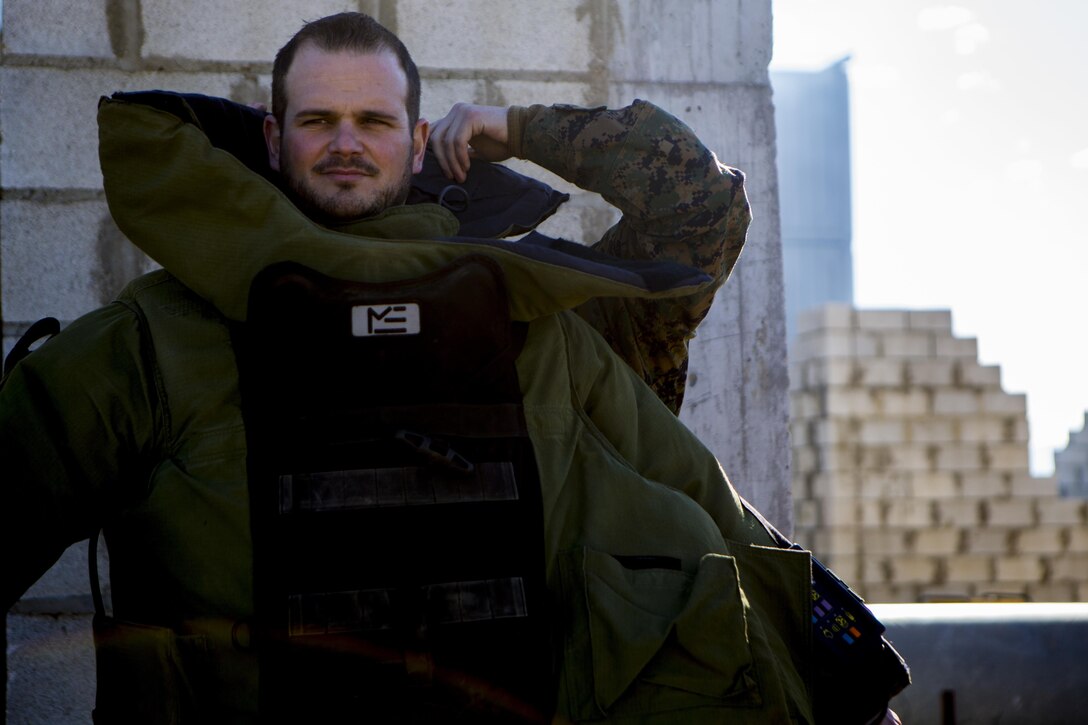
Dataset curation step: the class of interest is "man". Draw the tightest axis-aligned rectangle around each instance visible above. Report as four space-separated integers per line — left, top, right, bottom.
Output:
2 11 902 723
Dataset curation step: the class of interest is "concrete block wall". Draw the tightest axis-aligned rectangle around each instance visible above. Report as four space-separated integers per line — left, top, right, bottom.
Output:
3 1 786 722
791 303 1088 604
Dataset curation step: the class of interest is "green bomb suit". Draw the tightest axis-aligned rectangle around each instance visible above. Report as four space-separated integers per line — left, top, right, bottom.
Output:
0 94 814 723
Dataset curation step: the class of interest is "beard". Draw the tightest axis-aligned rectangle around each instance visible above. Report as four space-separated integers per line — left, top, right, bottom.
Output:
278 146 415 224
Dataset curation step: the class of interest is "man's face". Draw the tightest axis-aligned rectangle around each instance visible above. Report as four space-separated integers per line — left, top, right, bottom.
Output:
264 45 428 222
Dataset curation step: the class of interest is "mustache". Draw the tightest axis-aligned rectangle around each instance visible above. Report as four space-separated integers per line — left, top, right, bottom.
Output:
313 157 380 175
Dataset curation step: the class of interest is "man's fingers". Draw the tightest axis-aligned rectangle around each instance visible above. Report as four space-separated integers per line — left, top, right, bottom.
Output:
428 103 510 182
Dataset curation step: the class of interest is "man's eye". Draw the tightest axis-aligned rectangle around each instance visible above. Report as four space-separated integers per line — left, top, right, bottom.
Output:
302 118 330 126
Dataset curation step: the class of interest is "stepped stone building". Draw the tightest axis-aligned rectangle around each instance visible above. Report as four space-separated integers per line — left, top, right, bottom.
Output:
790 303 1088 603
1056 413 1088 498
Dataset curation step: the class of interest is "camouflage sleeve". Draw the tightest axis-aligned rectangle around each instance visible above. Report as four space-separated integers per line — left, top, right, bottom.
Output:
508 101 751 413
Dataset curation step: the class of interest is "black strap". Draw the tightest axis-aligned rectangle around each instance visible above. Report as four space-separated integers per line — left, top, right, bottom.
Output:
2 317 60 378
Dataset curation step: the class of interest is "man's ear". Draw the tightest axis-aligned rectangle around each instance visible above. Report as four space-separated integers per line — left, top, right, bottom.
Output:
411 118 430 174
264 114 282 172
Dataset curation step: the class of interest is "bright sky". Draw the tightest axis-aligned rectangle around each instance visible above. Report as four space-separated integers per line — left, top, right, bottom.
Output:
771 0 1088 476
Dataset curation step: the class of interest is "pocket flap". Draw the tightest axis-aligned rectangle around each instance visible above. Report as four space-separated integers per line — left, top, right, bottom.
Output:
580 549 759 711
584 548 691 707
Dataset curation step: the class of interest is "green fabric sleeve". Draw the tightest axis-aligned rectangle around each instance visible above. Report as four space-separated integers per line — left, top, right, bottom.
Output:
557 311 774 547
0 303 162 609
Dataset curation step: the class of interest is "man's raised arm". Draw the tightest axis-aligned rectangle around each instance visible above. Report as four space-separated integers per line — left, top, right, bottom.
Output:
430 101 751 413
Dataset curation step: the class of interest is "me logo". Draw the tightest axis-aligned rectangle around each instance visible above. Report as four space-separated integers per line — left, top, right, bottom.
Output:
351 303 421 337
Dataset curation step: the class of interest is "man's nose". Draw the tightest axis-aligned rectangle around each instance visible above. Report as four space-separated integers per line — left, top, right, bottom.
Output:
328 121 364 154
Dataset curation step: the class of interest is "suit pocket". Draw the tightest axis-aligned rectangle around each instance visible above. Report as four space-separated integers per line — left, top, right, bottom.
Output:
558 547 761 720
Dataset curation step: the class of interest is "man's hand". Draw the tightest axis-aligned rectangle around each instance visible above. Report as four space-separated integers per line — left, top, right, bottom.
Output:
428 103 511 183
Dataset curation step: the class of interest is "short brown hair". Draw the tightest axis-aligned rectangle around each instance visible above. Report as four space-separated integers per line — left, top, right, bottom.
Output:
271 12 421 127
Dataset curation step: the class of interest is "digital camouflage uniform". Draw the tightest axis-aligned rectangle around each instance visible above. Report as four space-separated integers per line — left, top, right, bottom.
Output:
509 102 750 413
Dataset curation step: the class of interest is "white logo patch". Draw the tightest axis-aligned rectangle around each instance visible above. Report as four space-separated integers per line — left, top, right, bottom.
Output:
351 303 421 337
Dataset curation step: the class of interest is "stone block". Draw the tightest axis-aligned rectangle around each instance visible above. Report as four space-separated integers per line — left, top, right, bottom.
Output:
890 555 938 585
485 79 601 115
824 389 877 417
859 530 908 556
854 556 888 584
792 446 818 475
819 498 860 527
885 445 931 473
935 335 978 358
995 555 1044 583
792 391 820 419
1036 498 1085 526
857 500 884 527
935 443 983 472
855 309 908 331
981 391 1027 415
1066 526 1088 552
810 528 859 557
958 363 1002 388
1027 582 1076 602
877 389 929 416
399 0 593 73
819 444 858 472
788 361 805 392
858 472 912 499
983 442 1030 472
913 527 961 555
858 419 906 446
2 0 114 57
908 309 952 332
788 419 809 446
1 68 240 189
823 555 862 582
141 0 364 62
911 472 958 498
932 389 980 416
882 331 933 357
859 582 917 604
936 499 982 527
1014 527 1066 555
809 472 860 498
1009 474 1058 497
853 331 880 357
606 0 769 84
1 199 147 323
1002 417 1030 443
919 583 975 603
986 499 1036 527
886 499 934 527
946 555 993 583
808 358 857 387
905 359 955 387
794 499 819 528
964 528 1014 555
803 330 856 359
856 358 902 387
813 419 853 446
796 302 853 334
958 417 1006 444
907 419 955 445
960 472 1009 497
